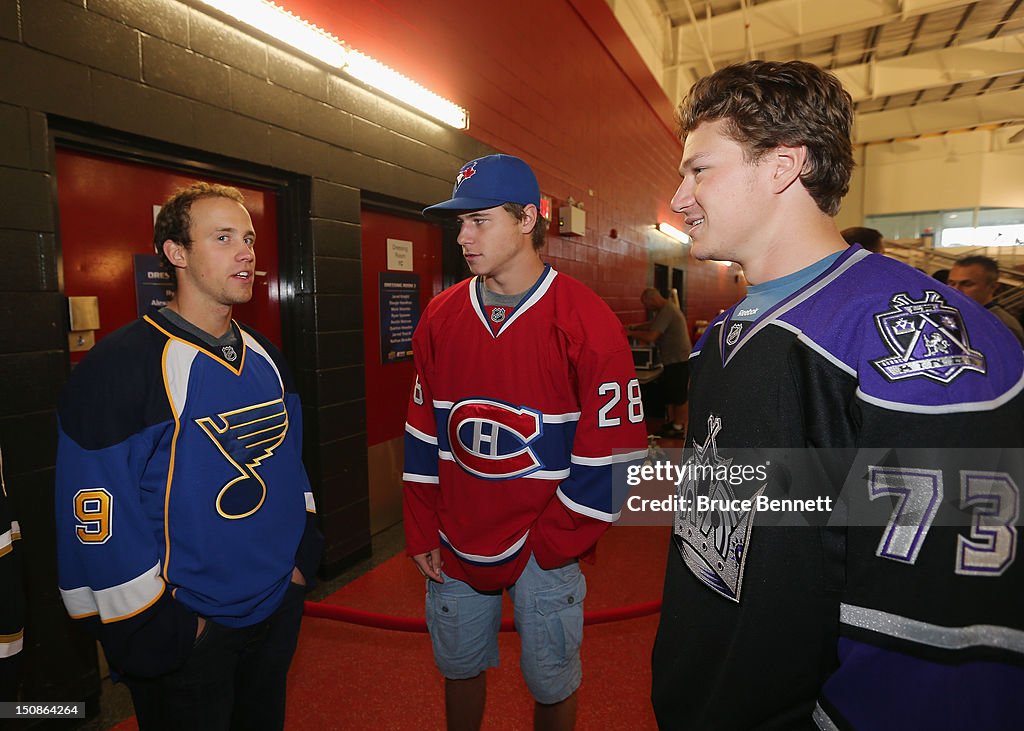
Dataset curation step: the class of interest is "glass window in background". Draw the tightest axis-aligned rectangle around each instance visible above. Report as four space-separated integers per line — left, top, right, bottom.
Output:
866 208 1024 248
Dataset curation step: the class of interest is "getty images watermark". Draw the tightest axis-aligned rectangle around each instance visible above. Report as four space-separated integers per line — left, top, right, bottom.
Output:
626 460 833 515
610 446 1022 528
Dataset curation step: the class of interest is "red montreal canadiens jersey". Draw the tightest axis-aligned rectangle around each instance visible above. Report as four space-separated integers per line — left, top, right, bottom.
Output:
403 266 648 591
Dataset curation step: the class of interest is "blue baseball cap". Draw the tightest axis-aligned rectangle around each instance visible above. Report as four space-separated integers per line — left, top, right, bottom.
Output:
423 154 540 217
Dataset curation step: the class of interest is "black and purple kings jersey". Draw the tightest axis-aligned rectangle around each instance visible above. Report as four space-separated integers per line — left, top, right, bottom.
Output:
652 246 1024 730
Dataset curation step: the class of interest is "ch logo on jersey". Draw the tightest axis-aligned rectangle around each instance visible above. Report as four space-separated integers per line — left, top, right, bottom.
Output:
871 291 986 384
447 399 543 480
673 414 762 602
195 399 288 519
456 162 477 188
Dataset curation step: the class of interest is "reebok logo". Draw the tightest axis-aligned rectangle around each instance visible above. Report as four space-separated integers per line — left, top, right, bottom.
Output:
736 308 759 317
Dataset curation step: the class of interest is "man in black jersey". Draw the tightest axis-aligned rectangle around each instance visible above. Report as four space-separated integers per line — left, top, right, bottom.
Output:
651 60 1024 730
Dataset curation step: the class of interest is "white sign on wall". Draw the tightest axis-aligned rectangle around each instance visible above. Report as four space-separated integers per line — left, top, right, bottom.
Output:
387 238 414 271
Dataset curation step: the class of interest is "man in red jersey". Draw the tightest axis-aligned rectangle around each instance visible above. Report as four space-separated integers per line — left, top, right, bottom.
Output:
404 154 647 730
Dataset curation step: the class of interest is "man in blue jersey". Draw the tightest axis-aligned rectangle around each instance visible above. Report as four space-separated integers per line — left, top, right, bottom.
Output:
56 183 321 730
651 60 1024 729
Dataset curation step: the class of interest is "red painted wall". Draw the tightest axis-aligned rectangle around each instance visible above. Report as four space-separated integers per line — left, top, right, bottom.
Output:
56 148 281 363
280 0 745 325
360 209 443 446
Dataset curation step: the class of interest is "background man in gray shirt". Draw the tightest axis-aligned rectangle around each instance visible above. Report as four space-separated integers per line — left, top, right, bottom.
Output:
628 287 692 438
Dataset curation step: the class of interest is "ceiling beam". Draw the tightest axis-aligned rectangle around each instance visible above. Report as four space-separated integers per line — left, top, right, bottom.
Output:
898 0 982 18
854 86 1024 142
669 0 976 68
834 31 1024 101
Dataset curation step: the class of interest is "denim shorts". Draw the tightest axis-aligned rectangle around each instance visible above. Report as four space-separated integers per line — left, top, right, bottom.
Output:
425 554 586 705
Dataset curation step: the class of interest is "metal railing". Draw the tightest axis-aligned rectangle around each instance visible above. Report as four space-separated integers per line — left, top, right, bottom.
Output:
884 239 1024 316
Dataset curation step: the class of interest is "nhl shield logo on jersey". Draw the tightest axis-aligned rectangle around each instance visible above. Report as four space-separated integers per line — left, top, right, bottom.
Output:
725 322 743 346
871 291 986 384
673 414 763 602
221 345 238 362
490 307 507 324
446 398 543 480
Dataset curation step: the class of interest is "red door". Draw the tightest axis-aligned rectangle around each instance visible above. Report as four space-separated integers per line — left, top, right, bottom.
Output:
360 209 443 446
56 148 281 363
361 209 443 533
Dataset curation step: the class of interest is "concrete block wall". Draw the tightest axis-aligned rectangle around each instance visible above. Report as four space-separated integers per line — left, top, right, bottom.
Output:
279 0 745 325
0 0 492 705
0 0 747 708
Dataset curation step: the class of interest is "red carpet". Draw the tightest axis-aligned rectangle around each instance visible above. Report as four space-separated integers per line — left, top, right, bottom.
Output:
114 525 669 730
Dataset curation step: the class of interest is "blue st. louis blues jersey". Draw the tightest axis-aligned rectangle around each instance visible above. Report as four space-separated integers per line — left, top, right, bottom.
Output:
403 266 648 591
652 246 1024 730
56 310 319 677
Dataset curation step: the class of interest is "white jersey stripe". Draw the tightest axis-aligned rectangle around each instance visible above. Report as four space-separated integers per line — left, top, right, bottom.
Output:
0 528 13 557
405 422 438 445
493 268 558 337
403 472 440 484
856 370 1024 414
163 342 199 418
556 487 620 522
770 320 858 377
0 630 23 659
812 703 840 731
542 411 582 423
439 529 529 563
429 403 579 424
571 449 647 466
840 603 1024 654
60 561 165 623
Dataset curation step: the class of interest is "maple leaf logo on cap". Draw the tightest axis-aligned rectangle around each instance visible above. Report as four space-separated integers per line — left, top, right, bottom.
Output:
456 162 477 188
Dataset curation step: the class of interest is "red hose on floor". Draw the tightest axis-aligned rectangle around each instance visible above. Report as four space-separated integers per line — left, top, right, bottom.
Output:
303 600 661 633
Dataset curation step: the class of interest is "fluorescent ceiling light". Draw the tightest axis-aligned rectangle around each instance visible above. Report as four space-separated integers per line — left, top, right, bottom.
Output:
192 0 468 129
195 0 347 67
346 51 468 130
656 222 690 244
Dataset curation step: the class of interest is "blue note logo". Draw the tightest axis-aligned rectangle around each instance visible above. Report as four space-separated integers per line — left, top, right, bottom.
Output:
195 399 288 519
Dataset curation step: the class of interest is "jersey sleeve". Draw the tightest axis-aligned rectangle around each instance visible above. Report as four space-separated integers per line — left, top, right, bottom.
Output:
402 320 442 557
531 316 648 569
55 339 197 678
817 295 1024 729
0 447 24 699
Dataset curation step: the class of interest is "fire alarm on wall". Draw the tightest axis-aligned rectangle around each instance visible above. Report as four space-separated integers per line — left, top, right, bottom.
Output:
558 206 586 236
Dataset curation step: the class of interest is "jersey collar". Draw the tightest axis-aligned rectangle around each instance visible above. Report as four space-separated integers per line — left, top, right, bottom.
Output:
469 265 558 339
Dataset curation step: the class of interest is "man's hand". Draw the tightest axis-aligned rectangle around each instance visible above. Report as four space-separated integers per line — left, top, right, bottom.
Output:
195 616 206 640
412 549 444 582
291 566 307 586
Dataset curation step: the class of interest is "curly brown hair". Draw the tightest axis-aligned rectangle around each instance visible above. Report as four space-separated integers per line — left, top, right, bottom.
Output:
676 60 854 216
153 182 246 281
